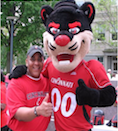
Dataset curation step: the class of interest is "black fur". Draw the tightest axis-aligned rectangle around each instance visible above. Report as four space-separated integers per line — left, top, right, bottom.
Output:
76 79 116 107
98 85 117 107
9 65 27 80
40 0 95 33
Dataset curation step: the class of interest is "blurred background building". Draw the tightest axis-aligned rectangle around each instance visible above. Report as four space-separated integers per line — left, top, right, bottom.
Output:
76 0 118 74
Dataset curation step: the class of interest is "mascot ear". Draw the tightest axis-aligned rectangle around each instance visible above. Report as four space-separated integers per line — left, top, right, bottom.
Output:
40 5 53 26
80 2 95 24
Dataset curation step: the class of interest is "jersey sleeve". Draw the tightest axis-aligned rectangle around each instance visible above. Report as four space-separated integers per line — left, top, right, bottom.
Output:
87 60 111 89
6 79 26 118
42 57 52 78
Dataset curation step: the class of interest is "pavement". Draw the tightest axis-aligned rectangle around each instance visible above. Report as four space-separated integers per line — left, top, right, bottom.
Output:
46 104 117 131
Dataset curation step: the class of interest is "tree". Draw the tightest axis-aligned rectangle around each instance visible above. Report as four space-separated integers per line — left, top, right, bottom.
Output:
92 0 117 47
1 1 58 73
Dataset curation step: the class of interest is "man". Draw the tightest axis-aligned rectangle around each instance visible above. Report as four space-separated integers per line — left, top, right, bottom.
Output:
107 69 112 80
6 45 53 131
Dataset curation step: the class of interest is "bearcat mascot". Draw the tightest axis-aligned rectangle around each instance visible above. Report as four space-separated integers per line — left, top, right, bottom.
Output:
9 0 116 130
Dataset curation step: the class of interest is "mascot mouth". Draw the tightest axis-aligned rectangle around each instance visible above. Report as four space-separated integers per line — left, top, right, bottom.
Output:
57 54 74 65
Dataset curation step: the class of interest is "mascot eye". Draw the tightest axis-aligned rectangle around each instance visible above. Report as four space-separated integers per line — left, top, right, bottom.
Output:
50 27 60 35
69 27 80 34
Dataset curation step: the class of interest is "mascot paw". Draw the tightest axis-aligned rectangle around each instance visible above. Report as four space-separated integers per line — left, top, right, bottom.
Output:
9 65 27 80
76 79 100 106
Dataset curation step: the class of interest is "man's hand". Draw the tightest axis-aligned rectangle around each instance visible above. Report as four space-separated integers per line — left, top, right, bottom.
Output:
9 65 27 80
37 93 53 117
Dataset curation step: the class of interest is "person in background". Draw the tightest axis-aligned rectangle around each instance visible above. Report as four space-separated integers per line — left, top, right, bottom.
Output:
107 69 112 80
0 71 9 131
115 71 118 80
6 45 53 131
5 73 10 88
111 73 117 81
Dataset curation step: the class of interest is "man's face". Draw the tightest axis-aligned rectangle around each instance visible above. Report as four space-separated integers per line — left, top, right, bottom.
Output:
26 52 44 78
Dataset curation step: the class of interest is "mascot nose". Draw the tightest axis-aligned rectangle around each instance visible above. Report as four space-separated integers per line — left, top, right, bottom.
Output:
55 35 70 46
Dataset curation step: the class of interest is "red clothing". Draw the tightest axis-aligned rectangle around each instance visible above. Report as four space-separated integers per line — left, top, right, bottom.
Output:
0 81 8 127
7 74 51 131
42 58 111 131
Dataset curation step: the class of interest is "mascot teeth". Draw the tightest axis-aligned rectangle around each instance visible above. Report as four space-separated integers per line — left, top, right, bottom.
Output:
57 54 74 63
59 60 70 65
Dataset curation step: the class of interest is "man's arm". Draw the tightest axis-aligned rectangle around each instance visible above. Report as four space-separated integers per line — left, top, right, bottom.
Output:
14 94 53 121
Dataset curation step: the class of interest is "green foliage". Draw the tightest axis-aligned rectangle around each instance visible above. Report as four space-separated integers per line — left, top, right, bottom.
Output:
92 0 117 47
92 0 117 10
1 1 59 72
1 45 8 71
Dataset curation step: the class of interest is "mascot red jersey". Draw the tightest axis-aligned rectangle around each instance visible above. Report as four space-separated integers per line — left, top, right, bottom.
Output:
9 0 116 131
40 0 116 130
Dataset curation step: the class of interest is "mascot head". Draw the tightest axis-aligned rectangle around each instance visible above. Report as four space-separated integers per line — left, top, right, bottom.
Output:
40 0 95 73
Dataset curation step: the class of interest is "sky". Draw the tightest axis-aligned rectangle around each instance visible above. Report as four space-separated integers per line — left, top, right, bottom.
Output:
75 0 118 5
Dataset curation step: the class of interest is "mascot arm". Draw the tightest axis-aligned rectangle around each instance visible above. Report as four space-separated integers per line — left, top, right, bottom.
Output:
76 79 116 107
9 65 27 80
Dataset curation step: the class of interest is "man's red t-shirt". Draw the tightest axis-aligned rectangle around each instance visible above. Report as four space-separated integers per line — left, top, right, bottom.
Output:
7 74 51 131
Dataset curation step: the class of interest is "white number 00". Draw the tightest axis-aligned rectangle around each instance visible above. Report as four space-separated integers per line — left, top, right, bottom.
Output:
51 88 77 117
